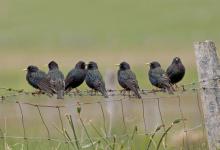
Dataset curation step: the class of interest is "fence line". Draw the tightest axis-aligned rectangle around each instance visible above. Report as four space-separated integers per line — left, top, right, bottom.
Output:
0 91 201 108
1 76 220 100
0 78 213 149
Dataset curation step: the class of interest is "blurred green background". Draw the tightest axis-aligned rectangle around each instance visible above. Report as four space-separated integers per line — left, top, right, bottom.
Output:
0 0 218 149
0 0 219 90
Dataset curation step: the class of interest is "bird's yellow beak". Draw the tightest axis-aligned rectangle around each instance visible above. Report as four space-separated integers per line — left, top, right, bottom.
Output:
23 68 27 71
115 64 120 66
145 63 150 65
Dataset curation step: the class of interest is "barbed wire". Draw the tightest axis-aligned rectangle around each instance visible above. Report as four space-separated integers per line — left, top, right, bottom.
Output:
1 75 220 101
0 77 215 149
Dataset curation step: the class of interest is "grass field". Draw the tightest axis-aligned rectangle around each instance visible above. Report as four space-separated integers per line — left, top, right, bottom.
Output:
1 0 220 89
0 0 220 149
0 0 220 49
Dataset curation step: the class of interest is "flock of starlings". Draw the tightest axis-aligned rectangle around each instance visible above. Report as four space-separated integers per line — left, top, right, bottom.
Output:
24 57 185 99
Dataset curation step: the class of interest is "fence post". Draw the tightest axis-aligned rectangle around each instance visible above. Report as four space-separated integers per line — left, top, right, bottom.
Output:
194 40 220 149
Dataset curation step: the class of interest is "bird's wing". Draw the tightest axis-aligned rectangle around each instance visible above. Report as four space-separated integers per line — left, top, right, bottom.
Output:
89 70 108 97
33 72 55 95
159 73 171 84
151 68 170 84
65 69 77 88
120 70 141 98
166 65 172 75
150 68 174 94
48 70 64 80
166 64 177 79
125 70 139 88
160 73 174 94
37 78 55 95
92 70 105 89
47 70 64 94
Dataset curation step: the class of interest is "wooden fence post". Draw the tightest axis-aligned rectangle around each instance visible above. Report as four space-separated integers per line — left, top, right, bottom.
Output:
194 40 220 150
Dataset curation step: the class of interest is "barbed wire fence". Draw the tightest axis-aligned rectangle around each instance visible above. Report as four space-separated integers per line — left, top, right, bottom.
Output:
0 79 210 150
1 40 220 150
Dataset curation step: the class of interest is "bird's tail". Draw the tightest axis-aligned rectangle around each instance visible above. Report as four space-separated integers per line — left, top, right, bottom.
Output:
136 91 142 99
57 90 64 99
131 87 142 99
166 86 174 94
99 88 109 98
56 80 65 99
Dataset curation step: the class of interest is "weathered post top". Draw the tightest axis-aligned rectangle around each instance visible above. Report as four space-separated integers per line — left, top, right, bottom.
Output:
194 40 220 150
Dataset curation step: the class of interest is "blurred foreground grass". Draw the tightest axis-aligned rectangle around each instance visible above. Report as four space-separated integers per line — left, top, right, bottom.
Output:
0 92 208 149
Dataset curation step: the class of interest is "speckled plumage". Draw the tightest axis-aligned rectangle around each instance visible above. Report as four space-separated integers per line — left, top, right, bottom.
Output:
148 61 174 94
26 65 54 95
85 61 108 98
166 57 185 85
65 61 86 92
47 61 65 99
117 62 141 99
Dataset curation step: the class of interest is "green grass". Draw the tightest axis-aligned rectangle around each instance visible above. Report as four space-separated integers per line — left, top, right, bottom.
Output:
0 0 215 89
0 0 220 50
0 115 208 150
0 0 216 89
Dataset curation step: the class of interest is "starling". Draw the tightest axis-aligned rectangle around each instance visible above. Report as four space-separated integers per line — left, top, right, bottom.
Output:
25 65 54 95
147 61 174 94
166 57 185 85
65 61 87 92
85 61 108 98
47 61 65 99
116 62 142 99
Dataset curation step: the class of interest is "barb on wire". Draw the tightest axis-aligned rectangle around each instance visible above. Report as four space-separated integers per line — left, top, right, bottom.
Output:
0 90 205 110
2 76 218 99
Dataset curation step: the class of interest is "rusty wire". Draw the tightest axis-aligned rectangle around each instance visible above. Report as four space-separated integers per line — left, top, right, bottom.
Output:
0 78 214 149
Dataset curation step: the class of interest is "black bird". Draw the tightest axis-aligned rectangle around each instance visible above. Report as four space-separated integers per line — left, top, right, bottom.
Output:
25 65 54 95
147 61 174 94
166 57 185 85
47 61 65 99
116 62 142 99
85 61 108 98
65 61 87 92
